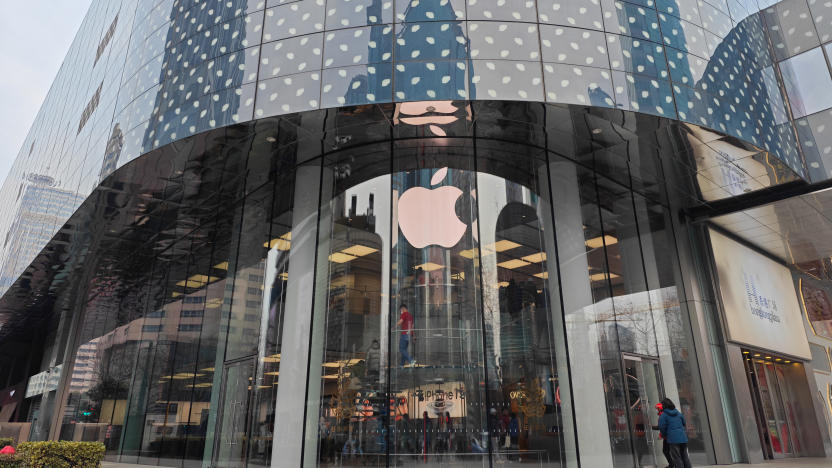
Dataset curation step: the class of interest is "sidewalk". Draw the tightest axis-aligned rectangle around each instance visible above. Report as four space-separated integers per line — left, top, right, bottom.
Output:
102 459 832 468
699 459 831 468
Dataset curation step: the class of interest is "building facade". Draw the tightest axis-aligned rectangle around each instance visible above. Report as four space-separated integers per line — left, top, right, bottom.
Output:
0 0 831 467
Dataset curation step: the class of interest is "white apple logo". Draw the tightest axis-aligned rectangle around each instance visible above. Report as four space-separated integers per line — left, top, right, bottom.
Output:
398 167 467 248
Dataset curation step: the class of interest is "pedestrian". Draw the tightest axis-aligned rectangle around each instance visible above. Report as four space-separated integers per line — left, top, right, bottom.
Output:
658 398 692 468
508 412 520 458
365 339 381 383
397 304 415 367
652 402 672 468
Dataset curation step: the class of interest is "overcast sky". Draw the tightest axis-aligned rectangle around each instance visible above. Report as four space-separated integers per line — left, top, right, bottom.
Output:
0 1 92 185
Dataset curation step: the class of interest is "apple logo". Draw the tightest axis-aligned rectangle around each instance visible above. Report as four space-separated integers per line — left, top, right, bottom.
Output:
398 167 467 249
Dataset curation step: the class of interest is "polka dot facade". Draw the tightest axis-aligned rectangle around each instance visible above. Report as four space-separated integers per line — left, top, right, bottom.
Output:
47 0 832 178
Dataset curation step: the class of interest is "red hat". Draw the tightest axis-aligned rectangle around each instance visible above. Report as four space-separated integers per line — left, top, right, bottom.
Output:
655 403 663 412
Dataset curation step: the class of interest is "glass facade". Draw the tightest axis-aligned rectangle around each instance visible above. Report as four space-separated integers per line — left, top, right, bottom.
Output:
0 98 735 467
2 0 832 466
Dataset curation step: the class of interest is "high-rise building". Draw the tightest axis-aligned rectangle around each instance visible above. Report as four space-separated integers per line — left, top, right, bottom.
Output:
0 0 830 466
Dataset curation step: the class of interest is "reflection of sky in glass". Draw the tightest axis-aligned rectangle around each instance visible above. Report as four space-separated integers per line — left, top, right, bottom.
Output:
781 47 832 119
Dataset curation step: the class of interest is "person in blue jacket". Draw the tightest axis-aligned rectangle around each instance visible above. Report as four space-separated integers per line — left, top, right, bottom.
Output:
658 398 692 468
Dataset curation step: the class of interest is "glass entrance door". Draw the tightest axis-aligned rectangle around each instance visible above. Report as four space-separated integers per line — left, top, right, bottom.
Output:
622 355 664 468
214 358 255 468
743 352 803 460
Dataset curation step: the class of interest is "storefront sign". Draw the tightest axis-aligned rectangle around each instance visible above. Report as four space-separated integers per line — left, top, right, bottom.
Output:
709 229 811 360
24 365 62 398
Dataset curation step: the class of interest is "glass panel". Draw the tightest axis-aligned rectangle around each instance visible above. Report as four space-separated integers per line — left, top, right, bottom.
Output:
623 357 660 468
774 365 802 455
780 47 832 119
762 0 820 60
477 144 572 468
246 169 298 468
755 361 784 455
633 195 709 462
310 146 391 468
550 157 630 467
214 360 255 468
389 146 486 465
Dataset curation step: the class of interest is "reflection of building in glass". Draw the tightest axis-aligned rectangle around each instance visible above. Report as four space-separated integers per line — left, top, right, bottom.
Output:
98 124 123 183
0 174 83 290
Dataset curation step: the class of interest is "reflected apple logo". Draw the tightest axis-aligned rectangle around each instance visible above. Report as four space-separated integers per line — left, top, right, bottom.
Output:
398 167 467 249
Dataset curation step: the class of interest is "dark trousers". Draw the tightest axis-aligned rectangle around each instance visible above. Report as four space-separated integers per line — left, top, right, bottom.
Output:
399 334 412 365
669 443 692 468
662 440 672 466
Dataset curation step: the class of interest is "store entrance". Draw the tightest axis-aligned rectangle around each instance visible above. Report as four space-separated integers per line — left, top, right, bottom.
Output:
742 350 803 459
623 354 665 468
213 358 256 468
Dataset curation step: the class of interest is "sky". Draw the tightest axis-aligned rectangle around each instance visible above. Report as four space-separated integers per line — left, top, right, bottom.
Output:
0 1 93 185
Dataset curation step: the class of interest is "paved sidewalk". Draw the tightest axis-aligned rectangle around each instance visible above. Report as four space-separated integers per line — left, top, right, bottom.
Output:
103 459 832 468
102 463 159 468
699 458 831 467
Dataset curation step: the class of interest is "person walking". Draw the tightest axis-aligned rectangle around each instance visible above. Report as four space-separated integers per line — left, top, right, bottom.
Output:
658 398 692 468
397 304 415 366
652 402 672 468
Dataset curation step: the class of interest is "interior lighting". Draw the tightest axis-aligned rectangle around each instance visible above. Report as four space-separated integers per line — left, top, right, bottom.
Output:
459 248 478 259
329 252 358 263
497 259 531 270
213 261 229 270
522 252 546 263
585 235 619 249
414 262 443 272
589 272 620 282
341 245 378 257
534 272 549 279
262 354 281 363
264 232 292 250
322 359 363 368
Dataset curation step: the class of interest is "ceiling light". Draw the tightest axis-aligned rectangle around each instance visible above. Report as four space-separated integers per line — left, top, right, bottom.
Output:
585 235 619 249
497 259 531 269
264 232 292 250
262 354 281 363
486 240 522 253
522 252 546 263
414 262 443 272
459 248 478 259
534 272 549 279
265 371 279 376
341 245 378 257
589 272 620 282
213 261 228 270
329 252 358 263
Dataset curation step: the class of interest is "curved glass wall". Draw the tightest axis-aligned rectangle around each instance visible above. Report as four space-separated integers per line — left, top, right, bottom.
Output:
32 113 711 468
301 136 708 468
